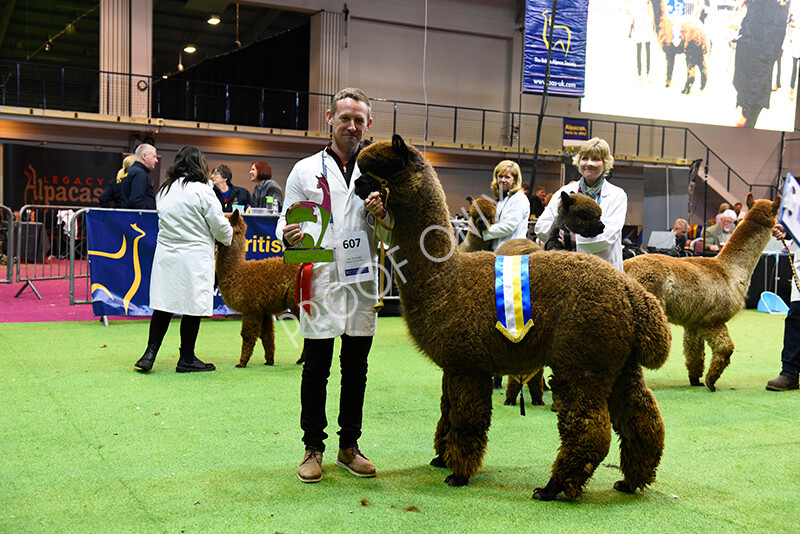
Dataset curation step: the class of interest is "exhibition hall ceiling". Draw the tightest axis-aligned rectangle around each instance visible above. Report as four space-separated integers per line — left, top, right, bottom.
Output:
0 0 310 78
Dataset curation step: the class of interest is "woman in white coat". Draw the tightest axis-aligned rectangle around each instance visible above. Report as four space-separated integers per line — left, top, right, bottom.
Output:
135 146 233 373
481 160 531 251
535 137 627 270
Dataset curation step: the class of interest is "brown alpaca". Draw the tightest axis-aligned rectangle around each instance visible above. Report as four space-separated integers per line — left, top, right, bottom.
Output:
543 192 605 251
652 0 709 94
356 135 671 501
458 197 496 253
624 194 781 391
215 210 301 367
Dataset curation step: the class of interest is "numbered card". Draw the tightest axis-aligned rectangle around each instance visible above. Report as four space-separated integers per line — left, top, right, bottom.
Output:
333 228 373 285
780 173 800 243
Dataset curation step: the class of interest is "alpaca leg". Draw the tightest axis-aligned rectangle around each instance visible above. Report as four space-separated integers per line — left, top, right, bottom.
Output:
504 376 521 405
703 324 735 392
682 64 696 94
683 326 705 386
236 314 262 368
534 373 612 501
527 370 545 406
492 375 503 389
608 359 664 493
260 314 275 365
699 57 708 90
430 373 452 468
440 372 493 486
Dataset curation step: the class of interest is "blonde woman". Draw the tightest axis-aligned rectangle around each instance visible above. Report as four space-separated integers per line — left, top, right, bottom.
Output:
535 137 628 270
481 160 531 251
99 154 136 208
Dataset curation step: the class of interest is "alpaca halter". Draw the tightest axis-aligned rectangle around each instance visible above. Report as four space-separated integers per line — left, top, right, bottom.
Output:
363 171 395 312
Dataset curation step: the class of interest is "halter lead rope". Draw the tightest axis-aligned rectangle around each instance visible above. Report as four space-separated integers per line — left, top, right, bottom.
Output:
365 172 395 313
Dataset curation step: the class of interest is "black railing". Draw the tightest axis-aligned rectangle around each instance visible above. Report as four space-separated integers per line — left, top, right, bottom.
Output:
0 58 767 199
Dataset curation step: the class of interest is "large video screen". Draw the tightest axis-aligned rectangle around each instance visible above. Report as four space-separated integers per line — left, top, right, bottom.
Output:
581 0 798 131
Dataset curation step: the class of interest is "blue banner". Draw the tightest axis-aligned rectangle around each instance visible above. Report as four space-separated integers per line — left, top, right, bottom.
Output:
522 0 588 97
563 118 589 144
86 210 282 317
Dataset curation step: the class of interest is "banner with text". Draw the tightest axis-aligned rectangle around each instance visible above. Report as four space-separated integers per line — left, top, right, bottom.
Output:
523 0 588 97
563 118 590 148
86 210 282 317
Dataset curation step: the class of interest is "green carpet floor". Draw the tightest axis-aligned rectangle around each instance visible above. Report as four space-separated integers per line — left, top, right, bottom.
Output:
0 310 797 533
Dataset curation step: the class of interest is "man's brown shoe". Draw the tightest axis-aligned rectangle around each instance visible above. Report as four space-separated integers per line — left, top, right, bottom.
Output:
766 375 799 391
336 445 376 478
297 448 323 483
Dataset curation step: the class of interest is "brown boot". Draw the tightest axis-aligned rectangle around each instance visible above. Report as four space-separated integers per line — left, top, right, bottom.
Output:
336 445 376 478
766 375 799 391
297 448 323 483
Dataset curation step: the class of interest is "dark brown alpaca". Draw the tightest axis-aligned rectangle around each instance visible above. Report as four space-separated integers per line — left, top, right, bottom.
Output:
544 191 605 251
652 0 709 94
356 135 670 501
215 210 301 367
625 193 781 391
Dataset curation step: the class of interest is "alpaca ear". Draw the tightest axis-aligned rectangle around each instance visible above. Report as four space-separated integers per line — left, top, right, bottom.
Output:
392 134 409 161
230 209 240 225
772 195 782 216
746 192 755 209
560 191 573 208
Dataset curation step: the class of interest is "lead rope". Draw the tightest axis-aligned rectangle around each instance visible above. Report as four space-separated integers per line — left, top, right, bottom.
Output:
781 239 800 293
369 174 394 313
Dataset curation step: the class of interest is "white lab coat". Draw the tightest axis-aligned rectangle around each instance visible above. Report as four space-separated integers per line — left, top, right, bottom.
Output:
149 178 233 316
482 190 531 251
535 180 628 271
276 149 387 339
792 249 800 303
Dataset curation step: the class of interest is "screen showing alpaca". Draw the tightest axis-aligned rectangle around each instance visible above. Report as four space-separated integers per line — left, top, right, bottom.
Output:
581 0 799 132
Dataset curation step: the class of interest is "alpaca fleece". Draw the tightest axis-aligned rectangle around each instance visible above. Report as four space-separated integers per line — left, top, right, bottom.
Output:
215 210 300 367
355 135 671 501
653 0 709 94
624 194 781 391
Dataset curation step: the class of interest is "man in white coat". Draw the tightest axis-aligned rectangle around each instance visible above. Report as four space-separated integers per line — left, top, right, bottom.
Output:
535 137 627 271
277 88 388 483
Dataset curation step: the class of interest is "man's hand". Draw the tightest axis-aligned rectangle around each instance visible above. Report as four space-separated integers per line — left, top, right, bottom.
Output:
283 223 305 246
364 191 386 219
773 223 787 240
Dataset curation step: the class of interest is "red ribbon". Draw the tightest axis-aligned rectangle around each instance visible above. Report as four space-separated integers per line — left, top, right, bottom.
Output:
295 262 313 314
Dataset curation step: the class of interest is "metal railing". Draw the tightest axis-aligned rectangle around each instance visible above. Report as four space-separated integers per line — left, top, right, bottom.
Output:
0 205 13 283
1 59 767 198
15 205 89 301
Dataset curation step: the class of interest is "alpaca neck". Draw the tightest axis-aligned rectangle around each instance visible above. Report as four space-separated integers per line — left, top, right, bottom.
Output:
715 218 772 281
215 240 245 277
652 0 670 42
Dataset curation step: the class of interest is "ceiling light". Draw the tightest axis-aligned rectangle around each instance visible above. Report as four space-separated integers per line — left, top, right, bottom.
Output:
183 45 196 54
207 15 221 25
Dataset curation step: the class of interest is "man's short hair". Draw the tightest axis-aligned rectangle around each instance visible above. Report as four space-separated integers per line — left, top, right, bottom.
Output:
330 87 371 119
134 143 154 159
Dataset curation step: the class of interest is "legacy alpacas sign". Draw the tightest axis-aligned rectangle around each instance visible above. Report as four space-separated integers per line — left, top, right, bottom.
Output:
2 144 120 210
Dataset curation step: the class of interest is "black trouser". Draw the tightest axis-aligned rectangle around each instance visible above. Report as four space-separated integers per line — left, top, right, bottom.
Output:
300 334 372 452
780 301 800 379
147 309 201 353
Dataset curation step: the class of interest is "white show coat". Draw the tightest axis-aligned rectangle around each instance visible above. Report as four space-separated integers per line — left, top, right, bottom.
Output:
149 178 233 316
793 249 800 303
276 149 384 339
483 190 531 252
535 180 628 271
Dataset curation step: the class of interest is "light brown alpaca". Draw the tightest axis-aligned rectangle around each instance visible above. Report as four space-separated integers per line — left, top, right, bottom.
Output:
215 210 301 367
652 0 709 94
625 194 781 391
458 198 496 253
356 135 670 501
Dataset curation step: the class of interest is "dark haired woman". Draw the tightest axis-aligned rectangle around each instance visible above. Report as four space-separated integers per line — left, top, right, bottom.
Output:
211 164 252 212
135 146 233 373
250 160 283 211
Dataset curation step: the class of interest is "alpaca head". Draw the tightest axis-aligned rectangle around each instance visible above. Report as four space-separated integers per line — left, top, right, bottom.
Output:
469 198 496 233
558 191 605 238
355 134 448 218
220 209 248 256
742 194 781 230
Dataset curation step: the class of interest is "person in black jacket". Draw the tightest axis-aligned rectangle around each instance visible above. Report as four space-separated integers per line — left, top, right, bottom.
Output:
99 154 135 208
121 143 158 210
250 160 283 211
211 164 252 212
